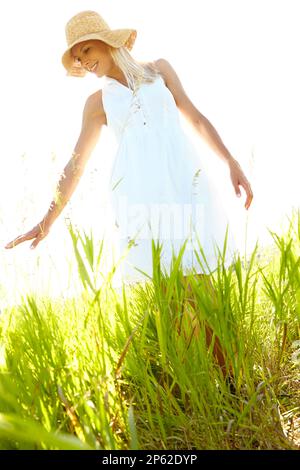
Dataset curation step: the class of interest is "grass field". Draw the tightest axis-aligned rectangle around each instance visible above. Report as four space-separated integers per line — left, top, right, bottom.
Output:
0 209 299 450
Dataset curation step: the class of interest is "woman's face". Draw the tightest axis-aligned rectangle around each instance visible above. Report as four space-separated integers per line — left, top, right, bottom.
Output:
70 40 115 77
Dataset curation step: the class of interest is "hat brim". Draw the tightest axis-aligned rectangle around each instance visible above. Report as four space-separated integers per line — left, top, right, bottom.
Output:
62 29 137 77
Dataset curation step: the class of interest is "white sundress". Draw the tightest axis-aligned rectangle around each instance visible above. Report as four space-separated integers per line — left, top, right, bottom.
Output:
101 73 237 284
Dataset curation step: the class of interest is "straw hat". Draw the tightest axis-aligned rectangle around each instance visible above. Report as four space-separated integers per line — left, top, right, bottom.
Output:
62 10 137 77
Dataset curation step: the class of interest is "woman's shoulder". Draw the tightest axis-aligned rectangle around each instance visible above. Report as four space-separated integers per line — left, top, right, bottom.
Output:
138 58 169 85
147 58 174 86
150 58 185 92
141 58 168 70
152 58 173 79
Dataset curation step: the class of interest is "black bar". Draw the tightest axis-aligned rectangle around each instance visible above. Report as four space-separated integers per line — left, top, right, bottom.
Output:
0 450 299 467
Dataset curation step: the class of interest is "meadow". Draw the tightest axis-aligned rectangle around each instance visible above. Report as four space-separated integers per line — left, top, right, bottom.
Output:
0 210 299 450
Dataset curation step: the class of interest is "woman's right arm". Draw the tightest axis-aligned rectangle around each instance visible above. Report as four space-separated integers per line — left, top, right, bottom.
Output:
41 90 105 228
5 90 106 249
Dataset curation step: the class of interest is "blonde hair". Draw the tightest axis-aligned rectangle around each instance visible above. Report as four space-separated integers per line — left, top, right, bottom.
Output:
108 45 161 92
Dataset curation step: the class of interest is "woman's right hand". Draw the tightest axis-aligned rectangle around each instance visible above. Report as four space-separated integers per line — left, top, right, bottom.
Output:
4 221 51 250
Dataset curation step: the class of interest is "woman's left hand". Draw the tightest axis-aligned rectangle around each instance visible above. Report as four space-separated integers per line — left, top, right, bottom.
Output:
228 158 253 210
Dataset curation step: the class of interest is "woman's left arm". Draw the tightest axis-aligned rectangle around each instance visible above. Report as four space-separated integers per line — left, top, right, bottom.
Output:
155 58 253 210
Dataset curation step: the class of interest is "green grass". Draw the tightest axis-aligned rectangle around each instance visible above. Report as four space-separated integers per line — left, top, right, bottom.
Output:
0 209 300 449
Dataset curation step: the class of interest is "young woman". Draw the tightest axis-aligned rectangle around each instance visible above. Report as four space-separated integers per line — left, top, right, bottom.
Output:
5 11 253 374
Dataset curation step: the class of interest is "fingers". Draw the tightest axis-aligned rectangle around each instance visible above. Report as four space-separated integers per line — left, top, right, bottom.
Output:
5 232 33 249
233 184 241 198
245 189 254 210
243 181 253 210
5 227 39 249
231 172 254 210
30 233 45 250
30 239 39 250
5 222 50 250
240 179 254 210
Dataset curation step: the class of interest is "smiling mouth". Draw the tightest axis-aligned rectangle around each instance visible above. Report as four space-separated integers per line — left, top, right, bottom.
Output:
87 62 98 72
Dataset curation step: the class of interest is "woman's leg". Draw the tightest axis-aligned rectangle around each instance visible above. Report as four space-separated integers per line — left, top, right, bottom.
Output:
182 273 228 374
159 271 230 377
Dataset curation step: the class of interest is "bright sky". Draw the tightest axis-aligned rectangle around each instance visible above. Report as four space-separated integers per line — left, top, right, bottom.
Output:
0 0 300 302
